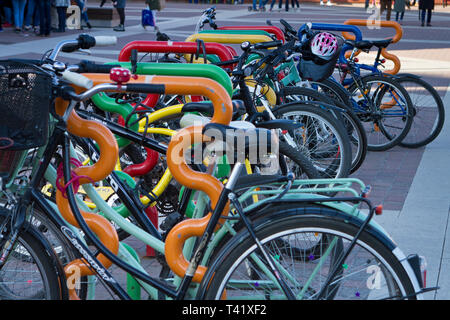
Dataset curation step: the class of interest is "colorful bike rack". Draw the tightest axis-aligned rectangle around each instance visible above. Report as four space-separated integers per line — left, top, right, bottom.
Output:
343 19 403 75
118 40 235 67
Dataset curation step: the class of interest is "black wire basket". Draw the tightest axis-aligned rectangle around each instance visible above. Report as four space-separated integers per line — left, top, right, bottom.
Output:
0 61 53 180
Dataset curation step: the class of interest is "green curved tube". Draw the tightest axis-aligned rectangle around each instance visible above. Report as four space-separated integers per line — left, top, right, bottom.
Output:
90 93 139 148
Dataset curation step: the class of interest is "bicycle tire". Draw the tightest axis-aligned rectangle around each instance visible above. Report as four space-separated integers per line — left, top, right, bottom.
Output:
348 74 414 151
392 75 445 148
198 208 416 300
309 78 353 107
29 208 89 299
279 86 367 173
272 103 352 179
0 212 64 300
278 140 321 180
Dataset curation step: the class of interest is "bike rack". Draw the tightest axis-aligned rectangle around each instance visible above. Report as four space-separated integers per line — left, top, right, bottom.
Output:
81 74 233 282
55 96 120 300
185 32 274 45
217 25 285 42
343 19 403 75
118 40 235 67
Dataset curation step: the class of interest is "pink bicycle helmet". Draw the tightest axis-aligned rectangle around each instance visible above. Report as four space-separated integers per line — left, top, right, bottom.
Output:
310 32 339 60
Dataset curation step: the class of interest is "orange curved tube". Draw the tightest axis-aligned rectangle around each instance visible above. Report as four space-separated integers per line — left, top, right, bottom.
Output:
82 74 233 282
56 191 119 300
165 126 230 282
81 74 233 126
54 97 119 299
160 76 232 282
342 19 402 43
380 48 401 75
76 74 234 283
342 19 402 75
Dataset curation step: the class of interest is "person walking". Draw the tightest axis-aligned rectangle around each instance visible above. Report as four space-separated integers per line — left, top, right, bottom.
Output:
291 0 300 11
380 0 393 20
38 0 51 36
75 0 91 29
419 0 434 26
11 0 26 32
0 1 3 32
112 0 126 31
24 0 39 32
394 0 406 23
2 0 12 28
53 0 69 32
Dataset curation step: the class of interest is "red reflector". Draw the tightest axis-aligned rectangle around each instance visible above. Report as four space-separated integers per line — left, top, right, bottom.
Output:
281 130 288 135
375 205 383 215
354 58 359 63
380 59 386 63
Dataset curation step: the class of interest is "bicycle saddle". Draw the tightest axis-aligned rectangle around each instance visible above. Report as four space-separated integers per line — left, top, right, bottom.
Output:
345 40 373 51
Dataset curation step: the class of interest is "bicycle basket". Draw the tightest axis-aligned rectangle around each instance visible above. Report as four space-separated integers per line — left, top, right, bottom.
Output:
0 60 53 151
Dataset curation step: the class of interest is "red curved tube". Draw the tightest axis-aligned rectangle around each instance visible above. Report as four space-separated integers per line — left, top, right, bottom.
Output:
218 26 286 43
123 147 159 177
118 41 234 65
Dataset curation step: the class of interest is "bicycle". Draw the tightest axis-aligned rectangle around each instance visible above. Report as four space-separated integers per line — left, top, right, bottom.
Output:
337 38 445 148
0 35 432 300
186 12 366 174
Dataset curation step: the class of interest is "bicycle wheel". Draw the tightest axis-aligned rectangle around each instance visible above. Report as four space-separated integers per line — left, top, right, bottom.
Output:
309 78 353 107
28 208 89 299
0 211 63 300
391 75 445 148
279 86 367 173
272 103 352 179
199 209 416 300
348 75 414 151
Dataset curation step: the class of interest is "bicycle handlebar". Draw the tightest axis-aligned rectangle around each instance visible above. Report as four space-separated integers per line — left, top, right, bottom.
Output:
61 70 94 89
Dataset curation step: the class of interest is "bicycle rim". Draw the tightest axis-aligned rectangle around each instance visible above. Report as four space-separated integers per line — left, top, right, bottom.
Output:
349 76 413 151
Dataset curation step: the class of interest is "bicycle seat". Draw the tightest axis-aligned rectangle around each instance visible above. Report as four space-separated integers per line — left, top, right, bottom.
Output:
370 38 393 49
182 100 246 120
345 40 373 51
202 122 277 162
